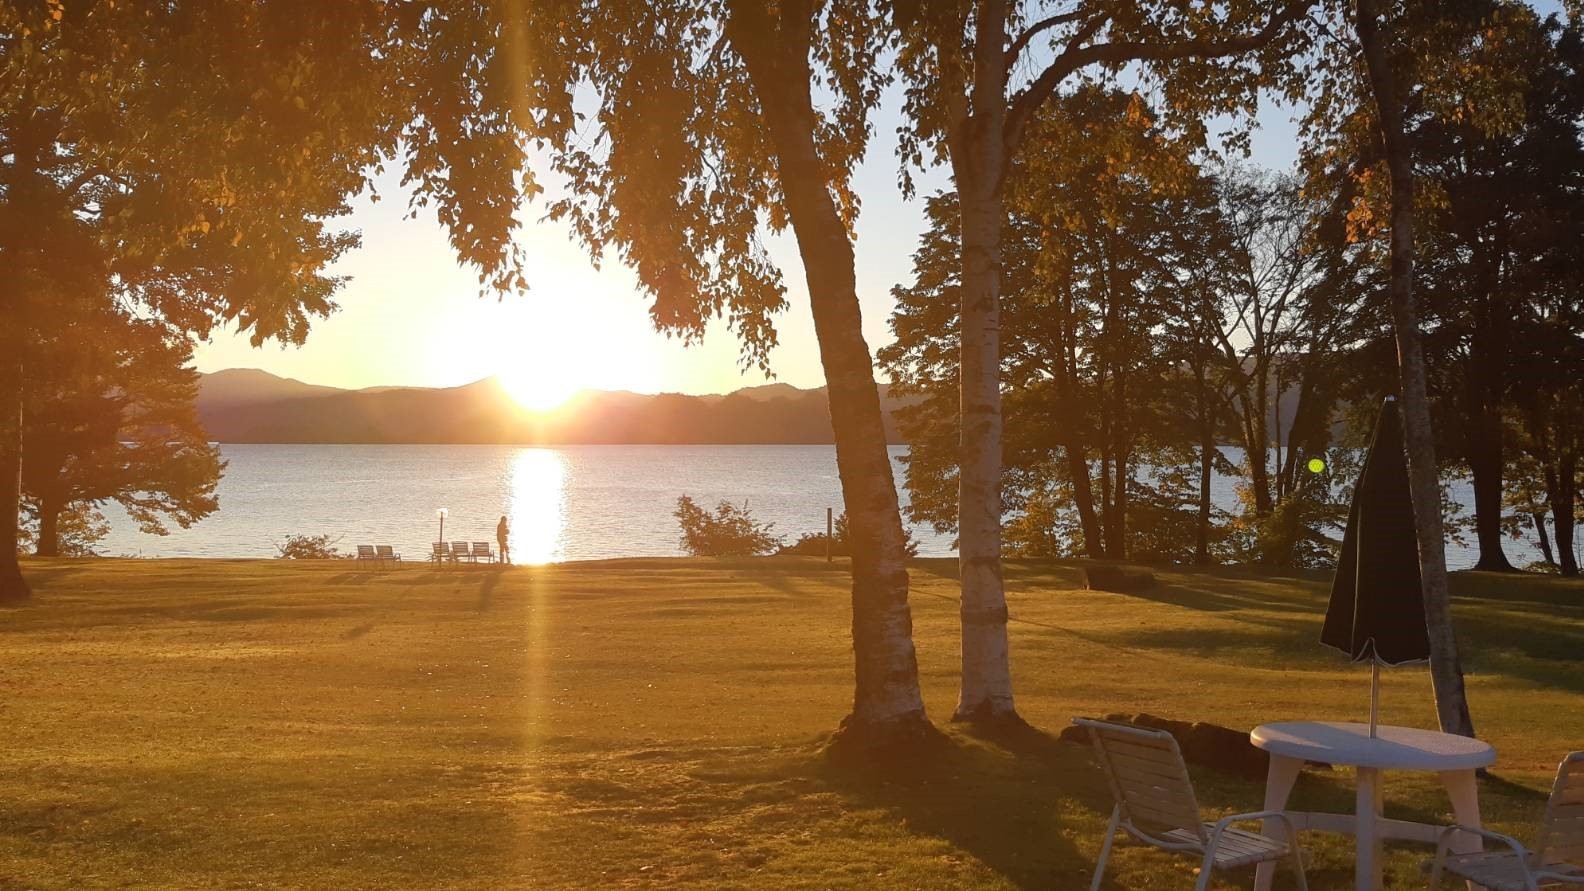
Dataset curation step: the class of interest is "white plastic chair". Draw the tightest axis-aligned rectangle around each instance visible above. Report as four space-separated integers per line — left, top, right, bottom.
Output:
1075 718 1308 891
1430 752 1584 890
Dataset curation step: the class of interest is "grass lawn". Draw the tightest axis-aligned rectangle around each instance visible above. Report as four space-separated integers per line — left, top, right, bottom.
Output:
2 557 1580 889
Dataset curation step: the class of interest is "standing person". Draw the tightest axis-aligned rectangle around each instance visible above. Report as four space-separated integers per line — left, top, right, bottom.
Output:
496 515 510 565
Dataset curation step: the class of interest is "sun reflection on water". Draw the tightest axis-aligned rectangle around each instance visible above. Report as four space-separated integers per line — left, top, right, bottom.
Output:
507 449 567 564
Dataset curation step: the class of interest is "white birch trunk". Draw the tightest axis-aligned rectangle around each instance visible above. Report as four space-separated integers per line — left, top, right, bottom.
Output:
950 0 1019 724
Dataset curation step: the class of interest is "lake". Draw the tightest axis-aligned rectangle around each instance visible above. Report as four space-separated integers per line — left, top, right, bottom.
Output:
94 444 1537 568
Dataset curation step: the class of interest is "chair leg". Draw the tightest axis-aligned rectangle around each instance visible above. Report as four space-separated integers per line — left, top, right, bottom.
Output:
1192 847 1216 891
1289 843 1308 891
1090 806 1120 891
1429 835 1450 890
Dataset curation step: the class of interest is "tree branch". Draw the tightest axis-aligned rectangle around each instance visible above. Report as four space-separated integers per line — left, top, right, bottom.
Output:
1004 10 1086 66
1004 1 1312 155
1002 12 1107 151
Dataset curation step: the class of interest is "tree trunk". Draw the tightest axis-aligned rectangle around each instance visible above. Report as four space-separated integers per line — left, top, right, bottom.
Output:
1056 293 1103 557
955 158 1017 724
1244 371 1274 519
1554 452 1578 577
35 492 61 558
724 1 931 749
1465 394 1514 572
1355 0 1475 738
1062 437 1104 558
1110 444 1130 559
1196 366 1214 565
946 0 1019 726
0 359 29 601
1532 513 1555 568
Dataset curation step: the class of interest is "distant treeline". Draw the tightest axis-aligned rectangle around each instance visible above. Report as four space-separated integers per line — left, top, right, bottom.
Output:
195 372 912 445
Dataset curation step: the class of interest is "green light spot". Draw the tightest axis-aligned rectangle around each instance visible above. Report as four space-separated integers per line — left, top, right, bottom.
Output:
1307 458 1326 474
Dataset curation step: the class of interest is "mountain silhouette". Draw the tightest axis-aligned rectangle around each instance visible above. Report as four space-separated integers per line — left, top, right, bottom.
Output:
197 370 912 444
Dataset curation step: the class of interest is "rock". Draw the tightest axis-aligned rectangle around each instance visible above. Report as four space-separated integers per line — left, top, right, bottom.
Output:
1082 564 1156 594
1062 712 1271 780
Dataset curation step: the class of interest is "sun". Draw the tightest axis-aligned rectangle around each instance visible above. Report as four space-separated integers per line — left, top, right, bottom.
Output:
498 353 581 412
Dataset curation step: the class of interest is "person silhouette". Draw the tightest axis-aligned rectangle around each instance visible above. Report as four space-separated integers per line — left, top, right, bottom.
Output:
496 515 510 564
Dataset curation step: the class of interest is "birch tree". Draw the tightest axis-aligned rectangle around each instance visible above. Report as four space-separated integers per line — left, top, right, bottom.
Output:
888 0 1311 725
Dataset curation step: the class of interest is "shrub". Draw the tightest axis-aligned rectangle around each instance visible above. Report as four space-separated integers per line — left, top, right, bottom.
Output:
779 511 919 557
275 533 343 559
675 496 782 556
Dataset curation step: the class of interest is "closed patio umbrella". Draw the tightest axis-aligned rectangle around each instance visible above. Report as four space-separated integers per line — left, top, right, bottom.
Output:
1320 396 1430 738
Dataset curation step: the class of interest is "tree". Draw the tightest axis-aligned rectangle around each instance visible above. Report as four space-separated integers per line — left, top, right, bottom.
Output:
22 314 221 557
1411 13 1584 572
15 503 109 557
885 90 1236 565
0 2 432 600
1509 303 1584 577
1336 0 1529 737
890 0 1311 725
675 496 784 557
411 0 934 748
1207 166 1378 567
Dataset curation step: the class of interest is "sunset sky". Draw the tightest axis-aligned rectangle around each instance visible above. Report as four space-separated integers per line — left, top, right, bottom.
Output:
194 87 1306 398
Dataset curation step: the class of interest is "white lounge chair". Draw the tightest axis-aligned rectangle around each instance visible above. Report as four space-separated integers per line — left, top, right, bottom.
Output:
430 542 447 564
1430 751 1584 890
451 541 473 564
471 541 495 564
375 545 401 567
355 544 378 565
1074 718 1308 891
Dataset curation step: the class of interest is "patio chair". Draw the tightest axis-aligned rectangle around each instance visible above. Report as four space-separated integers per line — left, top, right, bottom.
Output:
375 545 401 567
1430 751 1584 890
355 544 378 565
451 541 473 564
471 541 495 564
430 542 448 564
1074 718 1308 891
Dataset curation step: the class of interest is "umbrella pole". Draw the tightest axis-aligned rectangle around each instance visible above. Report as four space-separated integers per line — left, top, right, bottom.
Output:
1369 659 1381 739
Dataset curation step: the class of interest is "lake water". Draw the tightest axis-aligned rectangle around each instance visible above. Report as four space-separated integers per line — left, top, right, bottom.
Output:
95 444 1539 569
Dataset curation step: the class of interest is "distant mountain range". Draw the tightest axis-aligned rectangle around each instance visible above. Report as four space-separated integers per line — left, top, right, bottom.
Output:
196 368 913 444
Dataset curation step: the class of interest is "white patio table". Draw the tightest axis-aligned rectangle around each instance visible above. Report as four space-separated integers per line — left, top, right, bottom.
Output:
1249 721 1496 891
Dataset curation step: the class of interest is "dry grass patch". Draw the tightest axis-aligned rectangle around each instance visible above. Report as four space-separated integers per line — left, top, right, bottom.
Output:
1 557 1579 888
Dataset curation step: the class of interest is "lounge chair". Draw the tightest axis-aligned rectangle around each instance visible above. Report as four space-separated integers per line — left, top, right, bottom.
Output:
471 541 495 564
355 544 378 565
1074 718 1308 891
375 545 401 567
1430 751 1584 890
451 541 473 564
430 542 447 564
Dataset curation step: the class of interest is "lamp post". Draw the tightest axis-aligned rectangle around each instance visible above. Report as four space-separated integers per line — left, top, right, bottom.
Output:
436 507 448 544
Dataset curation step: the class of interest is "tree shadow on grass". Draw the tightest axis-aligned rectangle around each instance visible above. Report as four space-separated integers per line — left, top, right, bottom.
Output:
816 719 1510 890
1451 571 1584 611
475 570 503 613
815 724 1103 889
18 564 90 589
323 571 385 585
1097 573 1327 617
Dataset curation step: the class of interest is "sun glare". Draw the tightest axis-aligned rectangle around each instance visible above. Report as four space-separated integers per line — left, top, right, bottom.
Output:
508 448 567 564
499 354 580 412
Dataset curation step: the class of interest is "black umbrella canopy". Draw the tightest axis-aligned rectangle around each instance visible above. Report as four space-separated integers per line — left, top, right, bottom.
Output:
1320 397 1431 666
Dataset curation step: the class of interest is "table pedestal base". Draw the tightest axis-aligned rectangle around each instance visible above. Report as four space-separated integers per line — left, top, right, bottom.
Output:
1253 756 1485 891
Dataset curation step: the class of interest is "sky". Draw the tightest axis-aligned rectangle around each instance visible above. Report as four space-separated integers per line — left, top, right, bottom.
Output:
191 81 1307 398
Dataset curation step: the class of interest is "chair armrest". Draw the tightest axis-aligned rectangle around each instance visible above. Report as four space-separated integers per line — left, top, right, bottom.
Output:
1431 824 1539 890
1213 810 1299 832
1435 824 1531 858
